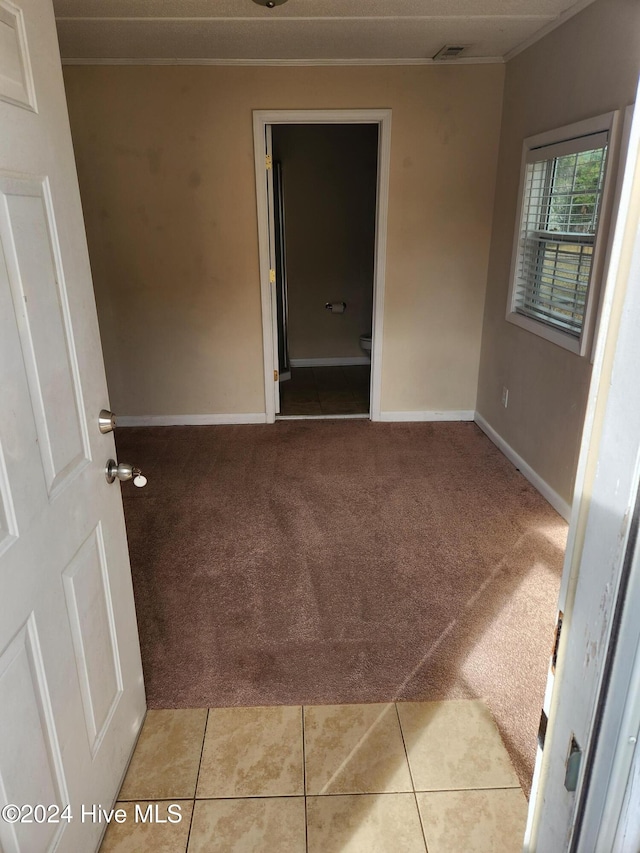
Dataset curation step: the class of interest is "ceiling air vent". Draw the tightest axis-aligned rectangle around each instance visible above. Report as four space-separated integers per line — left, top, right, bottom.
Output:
433 45 472 61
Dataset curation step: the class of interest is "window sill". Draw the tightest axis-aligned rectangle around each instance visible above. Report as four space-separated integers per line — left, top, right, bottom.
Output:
506 310 584 355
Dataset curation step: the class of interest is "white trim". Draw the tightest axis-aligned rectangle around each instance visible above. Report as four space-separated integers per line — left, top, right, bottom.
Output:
474 412 571 520
289 356 370 367
265 123 278 414
370 111 391 423
255 116 276 423
379 410 475 423
255 108 391 124
527 74 640 848
505 110 620 357
525 112 618 153
563 85 640 853
56 15 547 22
506 311 583 353
504 0 598 61
591 104 636 363
57 0 597 68
253 108 391 425
60 56 504 67
117 413 267 426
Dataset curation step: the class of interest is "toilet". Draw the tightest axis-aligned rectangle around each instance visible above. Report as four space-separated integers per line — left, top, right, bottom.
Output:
359 333 372 362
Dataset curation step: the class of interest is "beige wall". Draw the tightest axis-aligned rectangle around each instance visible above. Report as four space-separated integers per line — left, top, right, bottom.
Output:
476 0 640 504
63 64 503 416
272 124 377 361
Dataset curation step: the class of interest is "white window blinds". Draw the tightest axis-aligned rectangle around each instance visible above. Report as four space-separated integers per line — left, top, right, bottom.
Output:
513 131 609 338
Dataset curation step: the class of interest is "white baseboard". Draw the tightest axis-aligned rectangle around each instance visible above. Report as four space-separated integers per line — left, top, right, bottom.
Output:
289 356 370 367
378 410 475 422
117 413 267 427
474 412 571 521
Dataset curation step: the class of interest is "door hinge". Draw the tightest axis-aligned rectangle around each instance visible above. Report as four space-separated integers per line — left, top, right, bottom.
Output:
269 268 276 284
274 370 278 381
265 154 272 170
551 610 564 673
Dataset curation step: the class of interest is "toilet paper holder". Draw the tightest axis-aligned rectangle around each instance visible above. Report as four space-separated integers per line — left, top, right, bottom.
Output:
325 302 346 313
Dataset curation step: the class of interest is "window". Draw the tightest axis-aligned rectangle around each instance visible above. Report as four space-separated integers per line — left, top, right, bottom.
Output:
507 114 617 354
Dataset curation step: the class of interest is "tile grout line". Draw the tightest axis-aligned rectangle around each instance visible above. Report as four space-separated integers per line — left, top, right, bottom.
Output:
315 704 398 795
116 794 307 803
113 784 520 805
394 703 430 853
185 708 210 852
302 705 309 853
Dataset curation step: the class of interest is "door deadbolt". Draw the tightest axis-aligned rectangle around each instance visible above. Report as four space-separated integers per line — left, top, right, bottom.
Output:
99 409 117 434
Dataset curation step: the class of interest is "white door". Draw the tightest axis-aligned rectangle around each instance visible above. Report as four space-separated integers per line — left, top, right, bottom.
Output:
526 95 640 850
0 1 146 851
265 125 280 414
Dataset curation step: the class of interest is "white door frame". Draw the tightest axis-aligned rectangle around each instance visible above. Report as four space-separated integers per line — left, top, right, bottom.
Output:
526 89 640 850
252 109 392 423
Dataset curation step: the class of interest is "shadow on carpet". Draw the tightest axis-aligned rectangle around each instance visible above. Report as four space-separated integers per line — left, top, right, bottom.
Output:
117 421 566 796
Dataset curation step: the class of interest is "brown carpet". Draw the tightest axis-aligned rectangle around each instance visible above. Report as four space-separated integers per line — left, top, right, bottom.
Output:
117 421 566 794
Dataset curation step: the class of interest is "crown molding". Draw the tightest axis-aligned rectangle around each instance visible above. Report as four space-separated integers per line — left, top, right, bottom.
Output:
61 56 505 66
57 0 599 68
56 14 550 22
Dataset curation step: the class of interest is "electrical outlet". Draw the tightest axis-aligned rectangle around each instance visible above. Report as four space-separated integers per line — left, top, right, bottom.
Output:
502 386 509 408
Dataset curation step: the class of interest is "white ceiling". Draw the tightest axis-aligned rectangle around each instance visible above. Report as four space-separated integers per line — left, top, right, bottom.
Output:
54 0 596 63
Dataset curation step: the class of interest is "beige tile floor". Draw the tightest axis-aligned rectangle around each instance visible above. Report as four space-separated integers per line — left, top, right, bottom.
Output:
99 700 528 853
279 366 370 416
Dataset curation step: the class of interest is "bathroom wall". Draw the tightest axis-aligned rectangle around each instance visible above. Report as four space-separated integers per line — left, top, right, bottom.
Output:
62 64 504 418
475 0 640 506
272 123 377 362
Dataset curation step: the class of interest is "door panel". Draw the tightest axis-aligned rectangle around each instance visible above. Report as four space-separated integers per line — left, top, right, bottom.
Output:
0 0 146 850
0 176 90 494
0 617 68 853
0 0 36 111
62 524 123 757
0 435 18 557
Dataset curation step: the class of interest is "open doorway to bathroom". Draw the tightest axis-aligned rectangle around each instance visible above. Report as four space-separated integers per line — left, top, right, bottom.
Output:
271 124 378 417
254 110 392 423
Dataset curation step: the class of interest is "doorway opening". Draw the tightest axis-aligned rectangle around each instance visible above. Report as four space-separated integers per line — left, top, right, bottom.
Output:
271 123 378 418
253 110 392 423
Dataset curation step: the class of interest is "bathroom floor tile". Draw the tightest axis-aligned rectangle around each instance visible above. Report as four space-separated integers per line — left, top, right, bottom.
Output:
416 788 528 853
317 388 355 403
344 364 371 387
287 368 317 389
304 704 412 794
280 398 323 416
279 367 370 417
312 367 349 391
320 399 367 415
187 797 306 853
396 700 519 791
118 710 207 800
282 386 320 403
196 706 304 798
306 793 426 853
98 801 193 853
